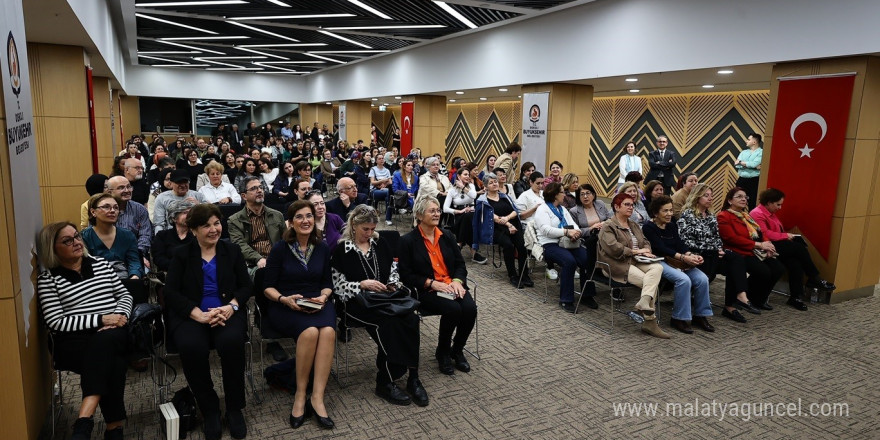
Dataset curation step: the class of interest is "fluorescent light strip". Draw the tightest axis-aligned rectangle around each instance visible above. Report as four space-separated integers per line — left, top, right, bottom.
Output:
161 36 249 40
228 13 354 20
317 30 371 49
199 56 266 59
138 50 201 54
265 0 290 6
303 52 344 63
195 58 244 68
259 60 324 64
326 25 443 30
136 1 247 6
432 1 476 29
256 71 300 74
234 46 289 60
135 13 217 34
155 39 226 54
138 54 190 64
153 64 212 67
308 50 389 53
253 62 300 73
239 43 326 47
207 67 263 70
226 20 299 42
347 0 392 20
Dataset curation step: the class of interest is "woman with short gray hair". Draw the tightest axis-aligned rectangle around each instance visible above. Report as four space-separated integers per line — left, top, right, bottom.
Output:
152 199 196 272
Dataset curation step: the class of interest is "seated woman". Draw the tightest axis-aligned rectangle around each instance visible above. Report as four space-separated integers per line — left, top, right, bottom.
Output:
534 183 596 312
148 168 174 220
670 172 698 218
198 161 240 204
331 205 427 407
399 196 477 376
642 196 714 334
151 199 196 273
750 188 835 310
263 200 337 429
474 173 531 288
619 181 649 226
259 158 279 192
233 157 269 194
717 187 786 312
560 173 580 209
369 154 395 225
392 158 419 213
163 204 252 440
493 167 515 196
81 194 143 298
643 180 665 208
443 166 483 263
598 192 667 338
569 183 612 284
677 184 752 323
37 222 133 440
272 161 297 203
305 191 344 253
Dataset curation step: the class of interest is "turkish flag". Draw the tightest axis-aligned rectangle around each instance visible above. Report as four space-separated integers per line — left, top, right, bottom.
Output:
400 101 413 156
766 74 855 259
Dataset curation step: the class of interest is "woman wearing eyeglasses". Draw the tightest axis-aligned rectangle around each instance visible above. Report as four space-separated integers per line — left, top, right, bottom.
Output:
81 193 142 280
36 222 133 440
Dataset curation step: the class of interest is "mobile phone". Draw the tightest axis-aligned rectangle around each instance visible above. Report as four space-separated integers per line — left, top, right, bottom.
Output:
563 225 574 230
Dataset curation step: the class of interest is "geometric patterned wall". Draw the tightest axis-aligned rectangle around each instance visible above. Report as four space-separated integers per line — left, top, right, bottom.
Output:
588 91 770 211
445 102 521 166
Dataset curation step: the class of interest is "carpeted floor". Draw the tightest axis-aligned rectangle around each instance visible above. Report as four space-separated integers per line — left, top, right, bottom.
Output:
43 219 880 440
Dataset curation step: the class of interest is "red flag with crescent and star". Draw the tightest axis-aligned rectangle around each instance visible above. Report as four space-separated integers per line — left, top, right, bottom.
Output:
765 74 855 260
400 101 413 156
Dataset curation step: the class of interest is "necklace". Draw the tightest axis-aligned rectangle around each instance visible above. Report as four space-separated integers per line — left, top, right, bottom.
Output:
355 242 380 281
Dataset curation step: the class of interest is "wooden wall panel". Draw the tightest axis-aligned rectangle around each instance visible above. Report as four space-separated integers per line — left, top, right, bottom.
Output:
27 44 87 118
40 186 87 226
0 299 28 439
119 95 141 139
34 117 91 187
343 101 372 146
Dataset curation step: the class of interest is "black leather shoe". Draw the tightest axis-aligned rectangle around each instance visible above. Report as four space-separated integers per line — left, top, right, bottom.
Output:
336 328 352 343
307 399 335 429
509 276 523 288
226 409 247 439
289 412 306 429
759 301 773 311
375 383 411 406
692 316 715 332
451 350 471 372
521 274 535 288
734 299 761 314
611 288 625 302
806 278 836 290
786 298 809 311
435 353 455 375
266 341 288 361
71 417 94 440
722 308 747 323
103 426 124 440
204 413 222 440
560 302 577 314
406 378 430 407
670 318 694 334
581 296 599 310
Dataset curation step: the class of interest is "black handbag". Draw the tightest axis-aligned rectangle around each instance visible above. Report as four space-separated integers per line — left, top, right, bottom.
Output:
354 287 420 317
129 303 163 360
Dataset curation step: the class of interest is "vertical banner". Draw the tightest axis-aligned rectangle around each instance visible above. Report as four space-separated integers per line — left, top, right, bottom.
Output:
337 103 346 143
765 73 855 260
400 101 413 156
2 0 43 345
521 92 549 173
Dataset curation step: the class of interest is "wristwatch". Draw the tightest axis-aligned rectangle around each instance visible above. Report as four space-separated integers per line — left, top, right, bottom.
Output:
230 303 239 312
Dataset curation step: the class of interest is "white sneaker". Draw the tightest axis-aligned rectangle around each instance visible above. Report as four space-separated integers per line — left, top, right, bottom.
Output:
398 209 408 214
546 269 558 280
385 220 393 226
574 271 580 279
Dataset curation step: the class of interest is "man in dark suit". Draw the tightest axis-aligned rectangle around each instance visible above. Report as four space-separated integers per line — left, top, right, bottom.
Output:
645 135 677 194
326 177 367 220
228 124 244 150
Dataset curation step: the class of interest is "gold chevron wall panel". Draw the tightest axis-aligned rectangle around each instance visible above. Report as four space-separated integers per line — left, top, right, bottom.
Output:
445 102 522 166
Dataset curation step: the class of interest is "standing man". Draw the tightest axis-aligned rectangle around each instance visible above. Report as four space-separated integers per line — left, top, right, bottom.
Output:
495 142 522 180
310 122 320 143
645 135 677 195
734 132 763 211
229 124 244 150
106 175 153 269
261 123 277 140
124 158 150 205
326 177 367 219
152 169 206 233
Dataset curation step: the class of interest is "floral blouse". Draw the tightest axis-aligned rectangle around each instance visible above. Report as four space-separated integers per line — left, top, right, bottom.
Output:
331 239 400 302
677 208 723 251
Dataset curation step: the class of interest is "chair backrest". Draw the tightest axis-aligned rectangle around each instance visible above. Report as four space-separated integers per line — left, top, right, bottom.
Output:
378 229 401 259
523 221 543 262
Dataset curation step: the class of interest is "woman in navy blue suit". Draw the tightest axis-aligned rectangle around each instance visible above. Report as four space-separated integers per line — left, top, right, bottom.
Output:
263 200 336 430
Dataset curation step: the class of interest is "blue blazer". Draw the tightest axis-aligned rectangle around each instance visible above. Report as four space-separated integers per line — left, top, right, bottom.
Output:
392 171 419 197
472 193 519 246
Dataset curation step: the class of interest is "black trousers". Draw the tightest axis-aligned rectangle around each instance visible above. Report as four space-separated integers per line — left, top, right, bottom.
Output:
723 252 785 306
451 211 475 245
343 299 420 386
773 237 820 301
169 311 247 415
493 226 527 277
53 327 129 423
418 290 477 356
696 250 744 306
736 176 759 211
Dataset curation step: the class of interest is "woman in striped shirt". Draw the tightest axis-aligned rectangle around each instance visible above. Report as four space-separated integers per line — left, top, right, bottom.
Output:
37 222 133 440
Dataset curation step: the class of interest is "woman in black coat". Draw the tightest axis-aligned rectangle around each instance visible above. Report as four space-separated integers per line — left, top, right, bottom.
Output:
398 196 477 376
163 204 252 440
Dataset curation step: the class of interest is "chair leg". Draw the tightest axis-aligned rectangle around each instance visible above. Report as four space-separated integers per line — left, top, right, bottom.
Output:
245 340 263 404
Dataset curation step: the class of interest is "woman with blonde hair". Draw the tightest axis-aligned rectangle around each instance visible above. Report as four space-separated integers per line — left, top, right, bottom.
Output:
560 172 580 209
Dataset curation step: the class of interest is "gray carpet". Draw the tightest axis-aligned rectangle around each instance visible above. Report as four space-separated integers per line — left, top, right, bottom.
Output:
44 220 880 439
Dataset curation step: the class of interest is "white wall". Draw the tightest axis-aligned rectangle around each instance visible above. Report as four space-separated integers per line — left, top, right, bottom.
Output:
306 0 880 101
124 65 309 102
66 0 127 87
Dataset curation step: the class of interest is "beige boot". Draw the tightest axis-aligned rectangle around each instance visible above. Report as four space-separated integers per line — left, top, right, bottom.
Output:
641 317 671 339
635 295 655 313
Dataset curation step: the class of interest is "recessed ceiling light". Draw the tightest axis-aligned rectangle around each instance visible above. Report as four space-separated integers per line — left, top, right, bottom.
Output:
629 89 640 93
479 97 487 101
625 78 638 82
702 84 715 88
383 103 390 106
455 91 464 95
371 98 378 101
394 96 402 99
136 1 246 6
347 0 392 19
326 25 445 30
498 88 508 92
518 95 521 98
433 1 477 29
717 69 734 74
317 30 372 49
326 102 332 105
226 20 300 42
449 99 456 102
136 13 217 34
229 14 355 20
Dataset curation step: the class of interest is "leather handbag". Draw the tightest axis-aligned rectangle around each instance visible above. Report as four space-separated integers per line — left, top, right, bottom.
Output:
354 287 420 317
559 235 580 249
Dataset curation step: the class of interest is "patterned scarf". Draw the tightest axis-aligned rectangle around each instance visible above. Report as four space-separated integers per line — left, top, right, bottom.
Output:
289 241 314 269
727 209 761 240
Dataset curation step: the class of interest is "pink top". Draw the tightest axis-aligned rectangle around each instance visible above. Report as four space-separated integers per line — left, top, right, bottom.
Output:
749 204 788 241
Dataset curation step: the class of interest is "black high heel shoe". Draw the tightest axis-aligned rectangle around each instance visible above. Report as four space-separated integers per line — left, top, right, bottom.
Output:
734 299 761 314
289 401 309 429
307 399 335 429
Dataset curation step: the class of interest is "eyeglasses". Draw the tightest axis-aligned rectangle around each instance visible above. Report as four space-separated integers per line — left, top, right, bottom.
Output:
306 190 322 197
580 191 594 197
111 185 133 191
621 203 635 208
57 231 83 247
95 204 120 212
129 166 145 171
733 194 749 200
246 186 263 193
